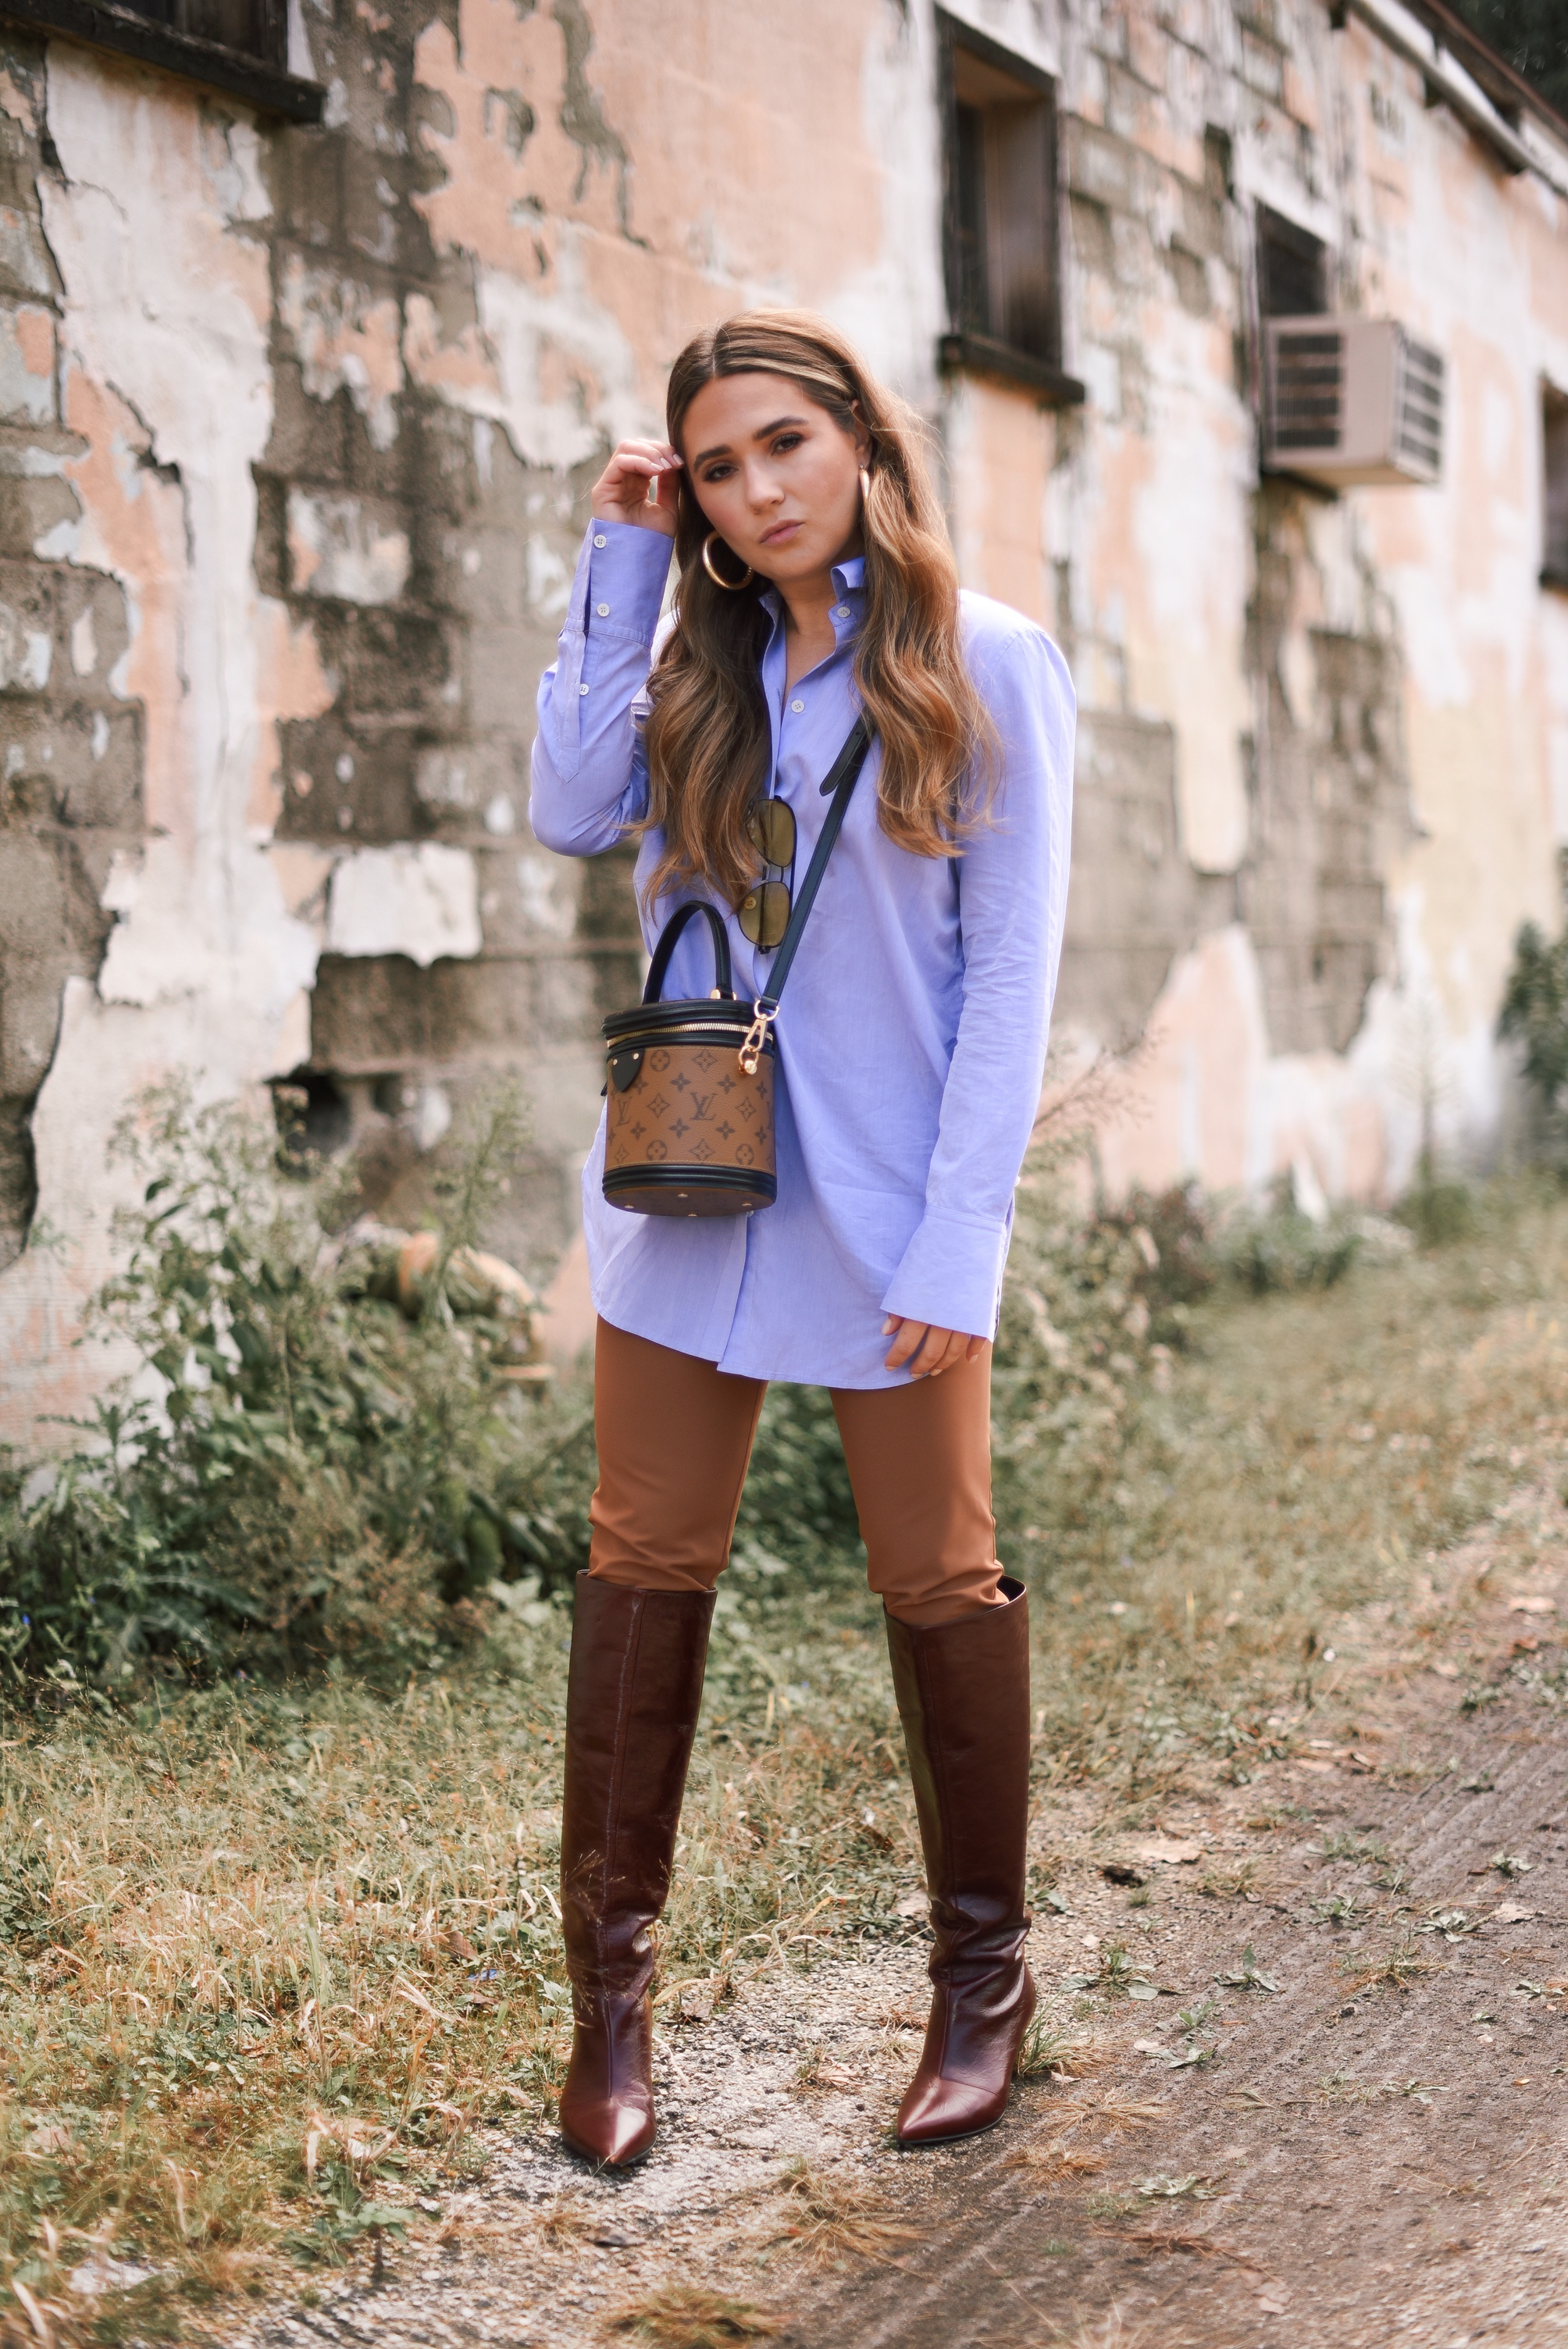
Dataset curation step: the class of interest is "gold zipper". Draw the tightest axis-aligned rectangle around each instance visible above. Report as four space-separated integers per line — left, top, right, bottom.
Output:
607 1022 773 1048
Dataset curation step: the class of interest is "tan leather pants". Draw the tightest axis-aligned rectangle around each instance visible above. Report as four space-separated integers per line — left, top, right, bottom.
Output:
587 1317 1007 1628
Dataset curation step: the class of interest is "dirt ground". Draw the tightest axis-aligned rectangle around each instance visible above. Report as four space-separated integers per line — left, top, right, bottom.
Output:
238 1502 1568 2349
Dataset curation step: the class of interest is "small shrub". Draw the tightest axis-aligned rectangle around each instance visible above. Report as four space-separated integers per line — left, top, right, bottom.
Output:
0 1082 590 1684
1499 912 1568 1118
1396 1174 1475 1249
736 1383 861 1573
1090 1182 1217 1346
1215 1184 1363 1294
991 1161 1167 1545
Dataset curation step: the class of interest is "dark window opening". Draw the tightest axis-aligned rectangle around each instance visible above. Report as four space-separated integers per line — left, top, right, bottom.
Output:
953 98 990 338
0 0 323 119
939 12 1067 387
1543 384 1568 588
1257 205 1329 319
116 0 285 66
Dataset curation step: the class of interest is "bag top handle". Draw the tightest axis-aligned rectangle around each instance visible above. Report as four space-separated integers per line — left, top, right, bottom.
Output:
642 897 734 1004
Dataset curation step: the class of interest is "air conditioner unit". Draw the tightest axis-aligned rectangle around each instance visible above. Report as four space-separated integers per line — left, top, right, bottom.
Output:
1262 318 1445 487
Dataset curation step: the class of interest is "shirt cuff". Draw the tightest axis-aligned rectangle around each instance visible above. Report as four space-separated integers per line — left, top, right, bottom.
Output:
880 1207 1014 1342
578 519 674 648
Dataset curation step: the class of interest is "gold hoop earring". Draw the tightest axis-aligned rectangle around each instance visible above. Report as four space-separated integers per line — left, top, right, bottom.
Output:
859 467 874 536
701 532 754 590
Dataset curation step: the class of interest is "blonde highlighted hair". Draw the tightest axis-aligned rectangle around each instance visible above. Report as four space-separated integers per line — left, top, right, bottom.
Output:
640 308 993 908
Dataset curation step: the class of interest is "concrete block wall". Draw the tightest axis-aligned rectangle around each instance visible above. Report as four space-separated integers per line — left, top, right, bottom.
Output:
2 0 1567 1438
0 41 139 1269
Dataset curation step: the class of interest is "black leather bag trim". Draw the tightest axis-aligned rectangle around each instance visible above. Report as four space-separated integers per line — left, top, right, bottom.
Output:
603 1164 779 1205
600 997 772 1047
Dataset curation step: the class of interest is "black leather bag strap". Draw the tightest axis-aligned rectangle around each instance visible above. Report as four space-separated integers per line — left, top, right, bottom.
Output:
643 898 734 1004
757 715 871 1010
736 714 871 1076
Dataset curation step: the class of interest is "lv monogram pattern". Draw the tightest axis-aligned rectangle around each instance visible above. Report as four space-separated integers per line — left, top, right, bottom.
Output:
605 1043 775 1181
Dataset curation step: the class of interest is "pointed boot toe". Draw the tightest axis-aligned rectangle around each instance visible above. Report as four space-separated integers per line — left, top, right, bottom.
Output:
894 1966 1036 2147
896 2070 1007 2147
558 2087 656 2168
558 1991 659 2167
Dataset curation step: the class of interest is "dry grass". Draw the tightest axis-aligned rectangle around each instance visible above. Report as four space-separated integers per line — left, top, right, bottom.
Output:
1003 2085 1168 2185
791 2046 860 2093
535 2194 599 2245
1055 2096 1170 2130
1021 1180 1568 1787
606 2283 785 2344
766 2160 921 2269
0 1594 923 2330
7 1180 1568 2331
1337 1939 1447 1995
1014 2019 1113 2081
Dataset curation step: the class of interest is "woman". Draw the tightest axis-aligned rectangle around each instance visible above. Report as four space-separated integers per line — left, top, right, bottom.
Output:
530 309 1074 2167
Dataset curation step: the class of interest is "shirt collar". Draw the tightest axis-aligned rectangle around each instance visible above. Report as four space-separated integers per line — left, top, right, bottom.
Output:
757 556 866 617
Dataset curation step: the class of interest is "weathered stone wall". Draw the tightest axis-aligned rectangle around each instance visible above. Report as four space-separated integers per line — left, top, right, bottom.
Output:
953 0 1568 1202
2 0 1567 1437
0 40 135 1269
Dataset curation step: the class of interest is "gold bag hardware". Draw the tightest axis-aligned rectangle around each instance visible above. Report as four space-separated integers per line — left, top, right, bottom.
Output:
599 718 872 1220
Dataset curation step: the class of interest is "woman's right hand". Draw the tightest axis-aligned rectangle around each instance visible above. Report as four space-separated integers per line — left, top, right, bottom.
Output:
590 438 682 538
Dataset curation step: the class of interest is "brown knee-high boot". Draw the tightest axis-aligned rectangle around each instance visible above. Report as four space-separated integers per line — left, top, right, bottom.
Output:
886 1576 1036 2146
558 1575 714 2166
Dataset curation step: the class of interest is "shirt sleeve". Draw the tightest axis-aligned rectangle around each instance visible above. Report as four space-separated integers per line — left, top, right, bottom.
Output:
529 519 675 857
879 624 1077 1338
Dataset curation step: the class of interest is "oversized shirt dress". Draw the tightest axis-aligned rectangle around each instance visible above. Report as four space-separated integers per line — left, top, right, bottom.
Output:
529 520 1076 1391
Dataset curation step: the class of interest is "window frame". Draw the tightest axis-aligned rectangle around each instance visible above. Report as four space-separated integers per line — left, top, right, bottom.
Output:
935 9 1084 408
0 0 324 121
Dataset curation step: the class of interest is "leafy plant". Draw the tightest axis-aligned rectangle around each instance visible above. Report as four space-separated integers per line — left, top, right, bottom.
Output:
0 1082 586 1684
1215 1187 1363 1296
1499 914 1568 1125
1214 1943 1279 1992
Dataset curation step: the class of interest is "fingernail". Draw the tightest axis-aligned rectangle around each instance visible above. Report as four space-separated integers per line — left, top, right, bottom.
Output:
881 1317 896 1333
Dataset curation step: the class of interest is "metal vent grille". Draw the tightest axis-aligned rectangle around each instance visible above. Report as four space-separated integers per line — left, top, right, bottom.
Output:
1397 337 1445 479
1263 318 1444 489
1270 328 1344 452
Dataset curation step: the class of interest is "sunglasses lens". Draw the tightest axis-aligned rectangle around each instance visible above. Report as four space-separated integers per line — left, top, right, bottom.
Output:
757 879 790 948
738 879 791 950
746 800 796 868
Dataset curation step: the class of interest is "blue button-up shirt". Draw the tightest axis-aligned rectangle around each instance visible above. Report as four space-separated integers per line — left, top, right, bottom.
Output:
529 520 1074 1388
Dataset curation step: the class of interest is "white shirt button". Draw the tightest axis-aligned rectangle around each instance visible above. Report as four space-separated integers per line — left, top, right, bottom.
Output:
597 603 610 616
834 605 851 620
593 533 608 547
579 683 590 696
789 698 804 712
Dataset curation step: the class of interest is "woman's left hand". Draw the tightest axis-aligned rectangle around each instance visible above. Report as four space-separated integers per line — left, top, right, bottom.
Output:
882 1317 985 1378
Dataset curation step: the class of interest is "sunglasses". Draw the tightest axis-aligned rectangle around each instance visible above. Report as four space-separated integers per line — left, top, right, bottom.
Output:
738 797 796 950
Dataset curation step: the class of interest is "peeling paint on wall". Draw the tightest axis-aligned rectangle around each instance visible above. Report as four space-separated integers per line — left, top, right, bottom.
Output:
326 840 481 965
3 0 1568 1442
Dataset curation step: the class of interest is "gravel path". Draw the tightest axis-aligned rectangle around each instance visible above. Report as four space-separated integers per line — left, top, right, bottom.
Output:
238 1531 1567 2349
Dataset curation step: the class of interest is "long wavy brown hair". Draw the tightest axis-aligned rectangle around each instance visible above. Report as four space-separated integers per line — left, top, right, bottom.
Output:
640 308 994 909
